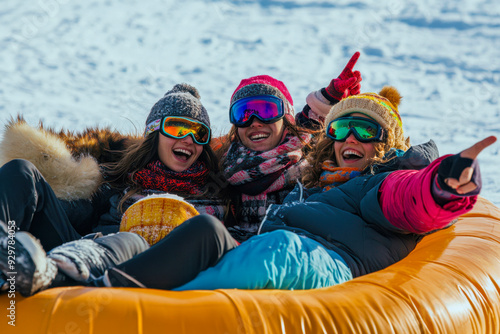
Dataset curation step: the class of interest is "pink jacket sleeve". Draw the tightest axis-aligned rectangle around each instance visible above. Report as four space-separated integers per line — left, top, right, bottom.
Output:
378 155 477 234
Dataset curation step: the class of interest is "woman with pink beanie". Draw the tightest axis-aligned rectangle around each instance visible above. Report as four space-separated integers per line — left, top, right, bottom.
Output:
220 54 362 241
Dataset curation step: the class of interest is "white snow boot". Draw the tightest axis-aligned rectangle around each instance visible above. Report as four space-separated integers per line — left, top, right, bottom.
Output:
47 235 113 282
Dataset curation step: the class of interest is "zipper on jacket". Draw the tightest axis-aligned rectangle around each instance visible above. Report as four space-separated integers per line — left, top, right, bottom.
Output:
297 181 305 202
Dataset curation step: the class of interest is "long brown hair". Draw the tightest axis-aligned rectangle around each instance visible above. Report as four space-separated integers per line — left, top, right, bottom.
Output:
104 131 220 211
301 127 410 188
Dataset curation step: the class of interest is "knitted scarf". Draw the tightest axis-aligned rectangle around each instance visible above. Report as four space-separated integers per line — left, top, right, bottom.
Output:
223 133 313 230
131 160 210 196
319 161 361 192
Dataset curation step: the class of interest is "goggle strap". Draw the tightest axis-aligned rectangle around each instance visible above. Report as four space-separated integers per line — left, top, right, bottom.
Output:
144 119 162 137
285 101 294 116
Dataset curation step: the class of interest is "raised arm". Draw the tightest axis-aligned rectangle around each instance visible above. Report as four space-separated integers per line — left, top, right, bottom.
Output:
296 52 362 129
379 136 497 234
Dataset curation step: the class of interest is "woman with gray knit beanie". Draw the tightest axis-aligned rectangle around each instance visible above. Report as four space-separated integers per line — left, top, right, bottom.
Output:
0 83 232 296
103 83 225 224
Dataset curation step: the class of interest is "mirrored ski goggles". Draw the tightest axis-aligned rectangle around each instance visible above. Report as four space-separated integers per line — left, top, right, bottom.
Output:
229 95 285 127
326 116 383 142
144 116 210 145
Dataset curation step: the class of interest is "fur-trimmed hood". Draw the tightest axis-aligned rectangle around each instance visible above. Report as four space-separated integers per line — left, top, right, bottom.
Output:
0 118 139 201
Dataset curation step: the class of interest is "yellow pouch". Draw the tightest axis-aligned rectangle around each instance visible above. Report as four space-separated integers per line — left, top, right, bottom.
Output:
120 194 199 245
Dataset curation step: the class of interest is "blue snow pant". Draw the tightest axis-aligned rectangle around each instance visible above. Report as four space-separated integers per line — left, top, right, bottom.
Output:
175 229 353 291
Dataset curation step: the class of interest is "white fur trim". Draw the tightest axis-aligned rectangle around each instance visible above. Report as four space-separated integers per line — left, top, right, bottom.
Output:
0 122 102 200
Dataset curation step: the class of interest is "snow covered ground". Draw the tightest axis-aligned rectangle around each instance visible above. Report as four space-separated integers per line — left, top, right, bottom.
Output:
1 0 499 205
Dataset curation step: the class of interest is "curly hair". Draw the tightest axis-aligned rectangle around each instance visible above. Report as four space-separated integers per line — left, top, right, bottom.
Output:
301 125 410 188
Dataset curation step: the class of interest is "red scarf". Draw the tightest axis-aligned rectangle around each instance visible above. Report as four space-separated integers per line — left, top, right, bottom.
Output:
131 160 210 196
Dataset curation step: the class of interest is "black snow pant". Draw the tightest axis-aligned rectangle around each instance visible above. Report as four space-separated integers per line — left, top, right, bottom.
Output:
0 159 237 289
0 159 82 251
113 214 239 290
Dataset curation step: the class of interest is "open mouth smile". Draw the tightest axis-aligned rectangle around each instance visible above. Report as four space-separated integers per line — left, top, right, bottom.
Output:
342 149 364 162
172 148 193 162
249 132 270 142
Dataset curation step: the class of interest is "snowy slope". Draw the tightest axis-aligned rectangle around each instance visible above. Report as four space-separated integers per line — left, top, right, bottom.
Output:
1 0 499 204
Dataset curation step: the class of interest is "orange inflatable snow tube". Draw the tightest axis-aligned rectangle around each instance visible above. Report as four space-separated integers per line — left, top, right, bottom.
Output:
1 197 500 334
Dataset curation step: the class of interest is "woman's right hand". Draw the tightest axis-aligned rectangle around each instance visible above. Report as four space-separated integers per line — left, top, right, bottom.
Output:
437 136 497 195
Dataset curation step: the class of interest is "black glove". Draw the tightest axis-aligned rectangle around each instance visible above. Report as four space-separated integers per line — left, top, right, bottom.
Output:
437 154 481 197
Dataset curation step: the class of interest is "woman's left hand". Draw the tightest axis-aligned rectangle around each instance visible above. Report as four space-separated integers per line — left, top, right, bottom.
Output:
438 136 497 195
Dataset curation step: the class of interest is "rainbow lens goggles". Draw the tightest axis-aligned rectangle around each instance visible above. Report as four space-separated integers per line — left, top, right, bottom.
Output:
229 95 285 127
326 116 383 143
144 116 210 145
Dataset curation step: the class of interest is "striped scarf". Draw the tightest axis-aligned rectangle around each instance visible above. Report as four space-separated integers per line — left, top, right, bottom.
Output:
223 133 313 230
319 161 361 192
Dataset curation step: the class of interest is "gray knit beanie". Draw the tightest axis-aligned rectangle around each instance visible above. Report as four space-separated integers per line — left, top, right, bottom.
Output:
145 84 210 131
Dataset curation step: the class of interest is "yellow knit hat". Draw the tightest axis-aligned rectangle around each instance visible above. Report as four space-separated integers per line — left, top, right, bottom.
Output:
325 86 404 143
120 194 199 245
325 86 409 150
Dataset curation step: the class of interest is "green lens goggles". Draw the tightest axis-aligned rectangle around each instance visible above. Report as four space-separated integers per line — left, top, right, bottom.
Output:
326 116 383 142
